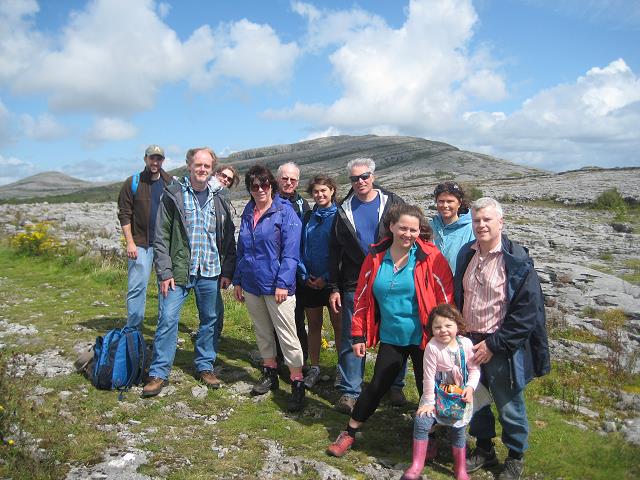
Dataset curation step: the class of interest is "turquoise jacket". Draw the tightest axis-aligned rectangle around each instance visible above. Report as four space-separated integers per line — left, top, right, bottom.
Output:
429 210 474 274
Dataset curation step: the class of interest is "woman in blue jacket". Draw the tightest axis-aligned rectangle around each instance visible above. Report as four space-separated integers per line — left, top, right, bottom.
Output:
297 175 342 388
429 182 474 274
233 165 305 412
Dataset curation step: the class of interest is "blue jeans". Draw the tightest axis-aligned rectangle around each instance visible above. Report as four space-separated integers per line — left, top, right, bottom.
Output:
414 415 466 448
149 275 220 380
126 246 163 330
213 287 224 351
337 291 408 398
469 352 529 454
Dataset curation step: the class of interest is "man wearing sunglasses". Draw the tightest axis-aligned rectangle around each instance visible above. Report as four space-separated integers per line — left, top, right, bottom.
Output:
328 157 406 414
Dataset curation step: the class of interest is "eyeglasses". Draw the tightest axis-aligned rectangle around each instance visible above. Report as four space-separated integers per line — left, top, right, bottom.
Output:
349 172 372 183
434 182 463 197
250 182 271 192
217 172 234 184
280 176 298 184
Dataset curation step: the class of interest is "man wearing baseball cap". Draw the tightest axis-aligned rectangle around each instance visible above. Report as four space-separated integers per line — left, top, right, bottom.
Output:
117 145 172 330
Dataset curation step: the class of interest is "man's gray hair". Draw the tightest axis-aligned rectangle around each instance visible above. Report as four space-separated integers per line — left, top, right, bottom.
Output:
277 162 300 179
471 197 504 218
346 157 376 175
186 147 217 165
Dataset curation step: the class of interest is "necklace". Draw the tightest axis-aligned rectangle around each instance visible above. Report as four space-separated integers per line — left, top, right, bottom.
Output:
391 249 409 273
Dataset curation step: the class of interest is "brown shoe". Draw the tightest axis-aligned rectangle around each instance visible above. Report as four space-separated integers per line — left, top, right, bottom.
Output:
335 394 357 414
199 370 222 389
141 377 167 398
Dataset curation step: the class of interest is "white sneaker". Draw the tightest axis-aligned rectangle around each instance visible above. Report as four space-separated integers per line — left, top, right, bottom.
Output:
304 366 321 389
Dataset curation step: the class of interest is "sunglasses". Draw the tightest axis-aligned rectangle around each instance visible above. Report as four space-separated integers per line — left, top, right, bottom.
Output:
434 182 462 197
280 176 298 184
217 172 234 183
349 171 372 183
250 182 271 192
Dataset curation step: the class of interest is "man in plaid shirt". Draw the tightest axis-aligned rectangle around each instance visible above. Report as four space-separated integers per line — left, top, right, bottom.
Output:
143 147 236 398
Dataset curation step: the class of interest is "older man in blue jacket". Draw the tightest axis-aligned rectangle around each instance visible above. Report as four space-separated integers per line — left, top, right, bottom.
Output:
454 197 550 480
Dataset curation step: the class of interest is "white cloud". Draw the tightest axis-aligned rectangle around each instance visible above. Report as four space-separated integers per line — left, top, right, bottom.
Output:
278 0 505 133
86 117 137 144
2 0 300 116
0 154 35 185
0 98 11 145
190 19 300 89
300 126 342 141
20 113 68 140
459 58 640 170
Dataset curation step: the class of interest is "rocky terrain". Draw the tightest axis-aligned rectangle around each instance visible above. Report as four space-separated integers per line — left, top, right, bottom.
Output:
1 136 638 478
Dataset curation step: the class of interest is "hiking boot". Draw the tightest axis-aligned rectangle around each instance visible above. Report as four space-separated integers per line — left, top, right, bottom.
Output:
335 394 357 414
498 457 524 480
326 431 355 457
141 377 167 398
251 366 279 395
287 380 306 412
199 370 222 389
389 387 407 406
334 368 343 387
466 445 498 472
303 366 321 389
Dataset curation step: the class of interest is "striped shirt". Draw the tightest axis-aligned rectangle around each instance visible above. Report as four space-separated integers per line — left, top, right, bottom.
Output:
462 241 507 334
182 176 221 278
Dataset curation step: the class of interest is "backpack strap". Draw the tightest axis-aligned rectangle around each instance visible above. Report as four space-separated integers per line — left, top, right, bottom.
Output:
456 336 468 386
131 173 140 197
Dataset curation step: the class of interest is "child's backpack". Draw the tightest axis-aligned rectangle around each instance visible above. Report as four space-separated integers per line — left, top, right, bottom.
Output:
92 327 147 399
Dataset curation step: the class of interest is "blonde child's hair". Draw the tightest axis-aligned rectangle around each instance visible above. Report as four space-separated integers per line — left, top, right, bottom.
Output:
426 303 466 336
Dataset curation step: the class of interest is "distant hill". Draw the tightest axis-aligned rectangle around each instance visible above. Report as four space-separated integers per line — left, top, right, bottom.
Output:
0 171 97 200
0 135 545 203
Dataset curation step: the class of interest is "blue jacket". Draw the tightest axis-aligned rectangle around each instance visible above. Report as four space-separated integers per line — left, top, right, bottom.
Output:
233 195 302 296
297 203 337 282
454 235 550 391
429 210 474 274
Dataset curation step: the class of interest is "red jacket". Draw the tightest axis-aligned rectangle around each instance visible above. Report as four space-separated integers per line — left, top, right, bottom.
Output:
351 237 454 350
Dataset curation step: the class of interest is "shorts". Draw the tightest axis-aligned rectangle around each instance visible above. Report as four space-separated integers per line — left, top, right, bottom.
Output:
296 283 331 309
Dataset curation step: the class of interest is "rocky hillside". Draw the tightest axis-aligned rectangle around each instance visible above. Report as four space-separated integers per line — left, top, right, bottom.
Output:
0 135 544 203
0 171 95 200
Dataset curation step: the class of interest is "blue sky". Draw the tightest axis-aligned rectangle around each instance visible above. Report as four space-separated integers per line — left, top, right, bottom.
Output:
1 0 639 184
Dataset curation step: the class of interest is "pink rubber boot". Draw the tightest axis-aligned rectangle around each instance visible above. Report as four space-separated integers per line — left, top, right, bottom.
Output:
401 439 428 480
452 446 470 480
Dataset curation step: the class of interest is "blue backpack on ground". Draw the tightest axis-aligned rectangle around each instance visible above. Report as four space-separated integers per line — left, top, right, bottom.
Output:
92 327 147 399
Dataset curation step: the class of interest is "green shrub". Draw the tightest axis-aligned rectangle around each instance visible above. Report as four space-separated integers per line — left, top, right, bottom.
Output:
9 222 58 256
594 188 627 220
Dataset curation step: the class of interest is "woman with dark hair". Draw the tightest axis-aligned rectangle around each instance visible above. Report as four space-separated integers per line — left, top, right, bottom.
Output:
297 175 342 388
232 165 306 412
429 182 474 273
326 204 454 457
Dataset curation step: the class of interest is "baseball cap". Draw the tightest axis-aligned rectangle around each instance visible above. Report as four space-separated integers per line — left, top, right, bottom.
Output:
145 145 165 158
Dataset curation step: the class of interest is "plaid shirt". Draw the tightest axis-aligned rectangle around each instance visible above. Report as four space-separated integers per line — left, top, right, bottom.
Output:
181 176 221 278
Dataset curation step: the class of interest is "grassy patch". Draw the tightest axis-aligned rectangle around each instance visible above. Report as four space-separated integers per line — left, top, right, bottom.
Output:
0 244 638 479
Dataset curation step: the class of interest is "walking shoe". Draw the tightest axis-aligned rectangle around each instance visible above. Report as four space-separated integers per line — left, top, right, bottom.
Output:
389 387 407 406
199 370 222 389
334 368 342 387
335 394 356 414
251 366 279 395
303 366 321 389
287 380 306 412
326 431 355 457
141 377 167 398
466 445 498 472
498 457 524 480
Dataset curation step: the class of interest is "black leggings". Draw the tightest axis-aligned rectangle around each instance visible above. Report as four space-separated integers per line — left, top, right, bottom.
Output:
351 343 424 423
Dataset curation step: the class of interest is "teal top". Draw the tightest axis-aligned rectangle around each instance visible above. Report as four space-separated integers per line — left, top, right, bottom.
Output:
372 244 422 346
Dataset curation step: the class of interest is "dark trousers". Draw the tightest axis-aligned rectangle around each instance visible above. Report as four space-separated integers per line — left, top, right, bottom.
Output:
276 298 308 364
351 343 424 423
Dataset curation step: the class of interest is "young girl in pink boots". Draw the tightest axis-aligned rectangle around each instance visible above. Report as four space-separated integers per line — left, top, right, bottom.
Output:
402 304 480 480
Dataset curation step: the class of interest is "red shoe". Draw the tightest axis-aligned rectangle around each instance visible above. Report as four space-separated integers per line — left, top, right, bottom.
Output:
326 431 355 457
